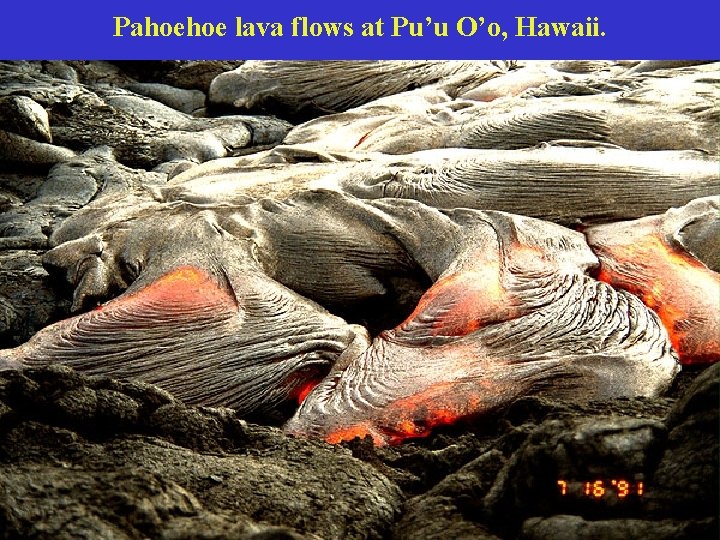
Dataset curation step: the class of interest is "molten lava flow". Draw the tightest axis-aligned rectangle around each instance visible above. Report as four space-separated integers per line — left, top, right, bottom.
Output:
356 381 486 446
287 318 539 446
315 373 511 446
394 242 550 340
591 233 719 365
396 264 513 338
325 423 385 446
304 258 520 446
294 381 318 404
319 384 472 446
288 213 680 446
111 266 236 310
354 130 373 149
289 378 323 405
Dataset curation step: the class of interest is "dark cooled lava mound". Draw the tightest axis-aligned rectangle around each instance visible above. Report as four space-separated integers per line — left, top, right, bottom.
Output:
0 364 716 539
0 60 718 539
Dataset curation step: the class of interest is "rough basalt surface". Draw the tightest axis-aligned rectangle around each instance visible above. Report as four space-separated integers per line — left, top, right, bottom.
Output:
0 366 403 539
0 364 716 539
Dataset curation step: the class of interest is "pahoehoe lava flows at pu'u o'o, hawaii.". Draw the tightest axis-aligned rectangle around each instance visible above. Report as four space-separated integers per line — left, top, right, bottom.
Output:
0 60 718 447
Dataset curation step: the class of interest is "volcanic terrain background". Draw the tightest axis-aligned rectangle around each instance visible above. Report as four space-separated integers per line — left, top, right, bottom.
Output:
0 60 718 539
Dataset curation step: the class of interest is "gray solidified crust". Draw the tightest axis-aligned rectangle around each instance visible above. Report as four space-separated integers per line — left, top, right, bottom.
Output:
160 145 719 225
0 130 76 168
162 61 246 92
209 60 507 119
284 63 720 154
122 82 206 115
327 147 719 225
624 60 714 74
0 62 291 170
0 95 52 143
0 148 167 250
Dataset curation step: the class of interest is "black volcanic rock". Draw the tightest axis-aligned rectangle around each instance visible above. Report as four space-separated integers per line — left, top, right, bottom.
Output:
647 362 720 518
0 366 403 539
0 356 717 540
1 364 714 539
392 449 506 540
519 515 718 540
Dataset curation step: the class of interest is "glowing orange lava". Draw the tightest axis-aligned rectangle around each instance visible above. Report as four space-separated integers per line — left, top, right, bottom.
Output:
398 266 511 338
323 379 499 446
102 266 236 311
594 234 719 365
325 422 385 446
291 379 321 405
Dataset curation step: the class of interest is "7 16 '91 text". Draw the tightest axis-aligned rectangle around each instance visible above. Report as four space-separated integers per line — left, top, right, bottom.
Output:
557 479 645 499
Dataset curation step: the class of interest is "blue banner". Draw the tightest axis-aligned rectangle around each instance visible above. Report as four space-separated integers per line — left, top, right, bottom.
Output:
1 1 718 59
